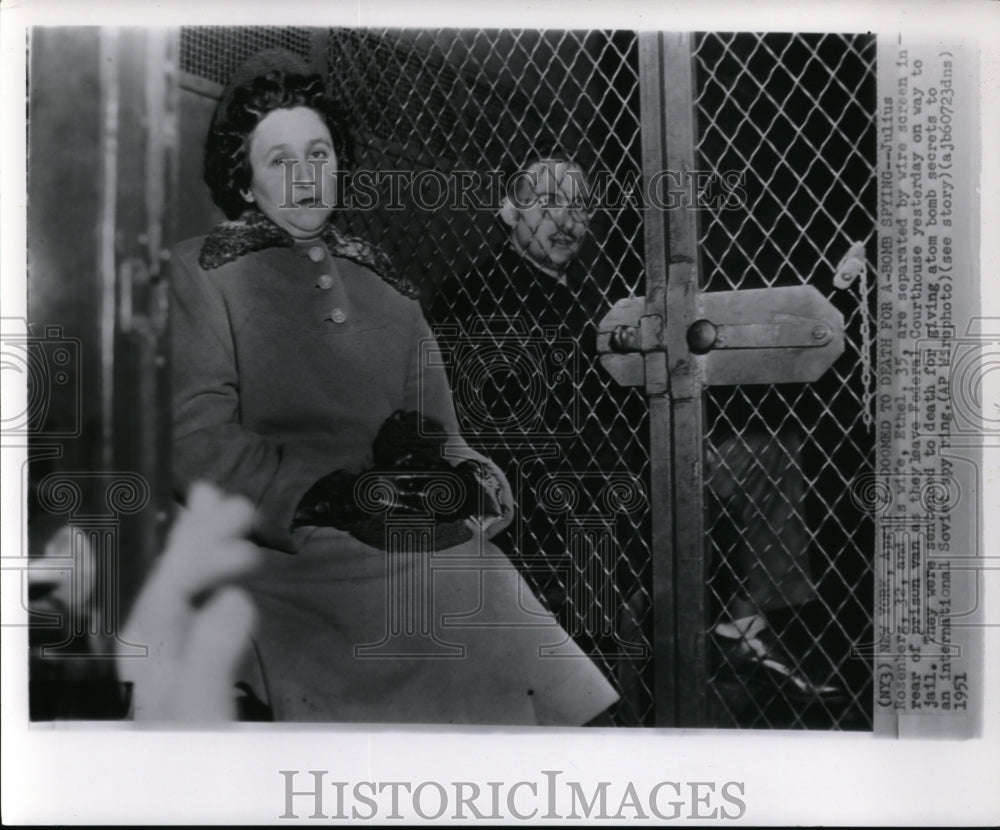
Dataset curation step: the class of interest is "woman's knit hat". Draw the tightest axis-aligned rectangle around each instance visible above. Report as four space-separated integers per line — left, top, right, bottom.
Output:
214 47 319 125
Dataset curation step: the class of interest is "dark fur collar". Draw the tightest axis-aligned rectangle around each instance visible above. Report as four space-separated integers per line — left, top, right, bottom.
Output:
198 210 419 300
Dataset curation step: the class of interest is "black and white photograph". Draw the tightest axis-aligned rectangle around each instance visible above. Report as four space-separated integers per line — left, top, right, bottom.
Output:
2 0 998 825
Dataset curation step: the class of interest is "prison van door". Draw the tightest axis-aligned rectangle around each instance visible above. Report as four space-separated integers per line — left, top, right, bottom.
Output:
602 32 875 727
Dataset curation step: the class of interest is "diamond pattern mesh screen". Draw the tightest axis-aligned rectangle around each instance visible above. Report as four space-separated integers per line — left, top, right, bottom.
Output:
179 26 313 86
327 29 654 726
693 33 877 729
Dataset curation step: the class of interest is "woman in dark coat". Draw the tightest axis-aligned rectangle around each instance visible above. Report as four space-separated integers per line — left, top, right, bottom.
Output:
169 49 618 724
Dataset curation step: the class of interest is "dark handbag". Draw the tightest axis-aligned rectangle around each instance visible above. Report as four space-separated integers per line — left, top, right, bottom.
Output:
292 410 505 550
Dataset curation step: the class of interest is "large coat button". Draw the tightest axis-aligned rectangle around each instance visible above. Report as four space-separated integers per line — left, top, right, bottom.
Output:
308 246 325 262
317 274 334 290
330 308 347 324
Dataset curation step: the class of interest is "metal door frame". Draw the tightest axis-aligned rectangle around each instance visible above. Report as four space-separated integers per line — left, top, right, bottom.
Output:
639 32 708 727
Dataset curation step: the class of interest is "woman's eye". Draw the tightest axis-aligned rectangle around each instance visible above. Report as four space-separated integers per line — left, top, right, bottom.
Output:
270 157 290 168
310 149 329 159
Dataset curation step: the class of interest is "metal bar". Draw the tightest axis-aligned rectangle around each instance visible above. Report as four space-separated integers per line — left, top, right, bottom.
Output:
638 31 677 727
713 321 833 350
150 28 180 567
98 27 120 472
661 32 708 727
111 29 180 611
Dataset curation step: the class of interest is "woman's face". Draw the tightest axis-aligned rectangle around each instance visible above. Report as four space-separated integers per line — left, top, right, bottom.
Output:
245 106 336 239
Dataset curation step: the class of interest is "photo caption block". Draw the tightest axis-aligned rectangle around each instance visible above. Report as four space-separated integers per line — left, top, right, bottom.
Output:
873 35 984 738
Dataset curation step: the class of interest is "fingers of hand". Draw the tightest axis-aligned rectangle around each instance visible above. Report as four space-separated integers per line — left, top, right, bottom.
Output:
118 482 260 703
129 587 256 722
483 458 515 515
184 481 256 543
158 483 260 593
610 324 639 351
170 587 257 722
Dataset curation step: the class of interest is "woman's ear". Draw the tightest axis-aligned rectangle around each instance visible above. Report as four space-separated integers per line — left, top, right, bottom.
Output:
241 188 255 204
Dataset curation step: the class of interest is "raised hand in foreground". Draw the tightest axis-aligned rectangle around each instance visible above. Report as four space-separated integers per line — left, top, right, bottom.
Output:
117 483 260 722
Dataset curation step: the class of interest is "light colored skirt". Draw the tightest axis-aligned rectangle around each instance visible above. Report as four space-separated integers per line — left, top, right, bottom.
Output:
238 526 619 725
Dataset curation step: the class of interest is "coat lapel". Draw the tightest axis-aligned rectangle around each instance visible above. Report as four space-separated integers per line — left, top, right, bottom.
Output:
198 210 420 300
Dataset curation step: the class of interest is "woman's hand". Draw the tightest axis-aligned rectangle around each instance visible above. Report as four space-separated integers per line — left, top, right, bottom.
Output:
444 439 515 540
117 482 260 722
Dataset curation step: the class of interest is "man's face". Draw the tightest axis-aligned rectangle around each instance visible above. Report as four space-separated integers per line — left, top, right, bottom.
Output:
505 160 592 275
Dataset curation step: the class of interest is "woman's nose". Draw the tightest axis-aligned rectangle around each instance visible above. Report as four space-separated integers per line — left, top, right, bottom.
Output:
292 160 317 184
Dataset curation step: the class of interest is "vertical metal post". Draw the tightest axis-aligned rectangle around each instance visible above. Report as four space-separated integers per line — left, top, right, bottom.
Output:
110 28 181 610
661 32 708 727
97 28 120 473
638 32 677 726
640 32 708 727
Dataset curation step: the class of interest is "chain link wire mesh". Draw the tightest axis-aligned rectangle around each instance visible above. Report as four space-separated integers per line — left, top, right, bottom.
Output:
327 29 654 725
179 27 314 86
692 33 877 729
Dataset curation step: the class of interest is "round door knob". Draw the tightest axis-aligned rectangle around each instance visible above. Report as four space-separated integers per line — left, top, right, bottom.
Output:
686 319 717 354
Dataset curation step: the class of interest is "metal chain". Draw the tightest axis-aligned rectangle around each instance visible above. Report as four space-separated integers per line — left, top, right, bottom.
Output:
859 252 875 430
833 239 875 430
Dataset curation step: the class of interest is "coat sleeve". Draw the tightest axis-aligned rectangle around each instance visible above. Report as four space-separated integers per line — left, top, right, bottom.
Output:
402 305 514 537
169 247 311 553
402 303 462 434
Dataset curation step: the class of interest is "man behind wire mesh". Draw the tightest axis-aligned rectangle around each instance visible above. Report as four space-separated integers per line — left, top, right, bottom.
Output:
427 149 843 711
426 151 629 671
